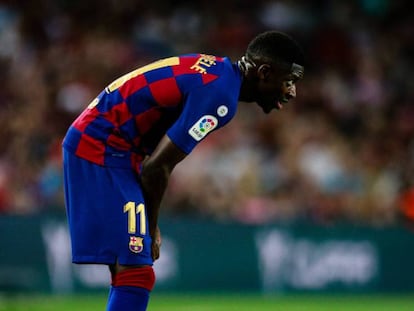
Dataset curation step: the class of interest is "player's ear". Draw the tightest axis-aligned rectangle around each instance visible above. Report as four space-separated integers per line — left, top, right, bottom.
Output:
257 64 271 80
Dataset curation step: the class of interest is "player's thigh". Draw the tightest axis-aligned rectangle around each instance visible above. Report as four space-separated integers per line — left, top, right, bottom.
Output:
63 150 152 265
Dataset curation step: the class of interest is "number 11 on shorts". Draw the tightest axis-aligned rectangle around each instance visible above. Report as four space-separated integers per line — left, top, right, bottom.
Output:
124 202 146 235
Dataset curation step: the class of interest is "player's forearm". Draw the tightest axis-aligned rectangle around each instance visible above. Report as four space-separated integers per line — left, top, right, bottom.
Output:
140 162 171 236
140 135 187 237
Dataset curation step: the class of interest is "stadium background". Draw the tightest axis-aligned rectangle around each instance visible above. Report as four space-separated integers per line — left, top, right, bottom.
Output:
1 0 414 309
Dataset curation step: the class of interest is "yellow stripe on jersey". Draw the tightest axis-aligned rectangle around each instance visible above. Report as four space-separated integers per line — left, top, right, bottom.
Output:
106 56 180 93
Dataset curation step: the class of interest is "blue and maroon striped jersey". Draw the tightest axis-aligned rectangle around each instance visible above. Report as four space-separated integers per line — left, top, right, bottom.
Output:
63 54 242 171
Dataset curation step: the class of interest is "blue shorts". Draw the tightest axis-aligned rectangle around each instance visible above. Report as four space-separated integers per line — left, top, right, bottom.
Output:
63 149 153 266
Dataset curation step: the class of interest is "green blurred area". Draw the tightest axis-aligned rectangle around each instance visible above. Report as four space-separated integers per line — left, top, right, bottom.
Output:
2 216 414 295
1 294 414 311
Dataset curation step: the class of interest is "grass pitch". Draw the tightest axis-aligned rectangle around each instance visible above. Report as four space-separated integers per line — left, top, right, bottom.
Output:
0 293 413 311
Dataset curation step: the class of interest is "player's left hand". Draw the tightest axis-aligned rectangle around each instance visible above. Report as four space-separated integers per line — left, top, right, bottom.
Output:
151 226 162 261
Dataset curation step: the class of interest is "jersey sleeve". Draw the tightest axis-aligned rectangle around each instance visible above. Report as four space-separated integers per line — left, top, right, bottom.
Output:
166 80 238 154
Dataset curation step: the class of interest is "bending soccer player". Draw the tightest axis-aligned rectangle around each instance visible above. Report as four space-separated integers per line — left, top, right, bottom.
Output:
62 30 305 311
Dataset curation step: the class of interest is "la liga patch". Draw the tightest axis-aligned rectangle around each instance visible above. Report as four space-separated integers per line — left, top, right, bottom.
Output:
188 115 218 141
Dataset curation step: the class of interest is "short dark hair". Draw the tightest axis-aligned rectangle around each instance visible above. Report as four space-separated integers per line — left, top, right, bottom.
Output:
246 31 305 66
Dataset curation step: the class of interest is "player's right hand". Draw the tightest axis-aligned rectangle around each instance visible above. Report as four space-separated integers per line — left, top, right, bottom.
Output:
151 226 162 261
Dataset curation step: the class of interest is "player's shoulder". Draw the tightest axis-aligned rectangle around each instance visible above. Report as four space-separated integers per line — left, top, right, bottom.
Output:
172 53 240 96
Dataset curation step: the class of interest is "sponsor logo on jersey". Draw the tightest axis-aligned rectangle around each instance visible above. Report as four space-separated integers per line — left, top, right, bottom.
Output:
129 236 144 253
189 115 218 141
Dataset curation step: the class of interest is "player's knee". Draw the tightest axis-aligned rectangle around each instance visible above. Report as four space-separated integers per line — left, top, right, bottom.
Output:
111 266 156 291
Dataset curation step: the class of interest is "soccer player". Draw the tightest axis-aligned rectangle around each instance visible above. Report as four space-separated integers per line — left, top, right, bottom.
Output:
62 30 305 310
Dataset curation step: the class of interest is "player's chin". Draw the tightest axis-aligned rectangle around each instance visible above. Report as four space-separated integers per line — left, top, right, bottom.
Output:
258 102 278 114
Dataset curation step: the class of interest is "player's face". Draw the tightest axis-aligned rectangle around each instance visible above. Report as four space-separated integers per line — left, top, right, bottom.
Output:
255 65 302 114
256 76 297 113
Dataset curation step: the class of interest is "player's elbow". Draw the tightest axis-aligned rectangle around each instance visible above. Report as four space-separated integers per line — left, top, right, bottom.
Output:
140 159 173 186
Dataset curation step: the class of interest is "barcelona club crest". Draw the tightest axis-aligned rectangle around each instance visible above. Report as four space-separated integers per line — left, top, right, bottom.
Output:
129 236 144 253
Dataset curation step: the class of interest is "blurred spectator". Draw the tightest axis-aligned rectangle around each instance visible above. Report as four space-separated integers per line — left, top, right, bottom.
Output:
399 187 414 222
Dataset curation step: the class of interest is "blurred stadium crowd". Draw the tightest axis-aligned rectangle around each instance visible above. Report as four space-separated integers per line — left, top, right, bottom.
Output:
0 0 413 226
